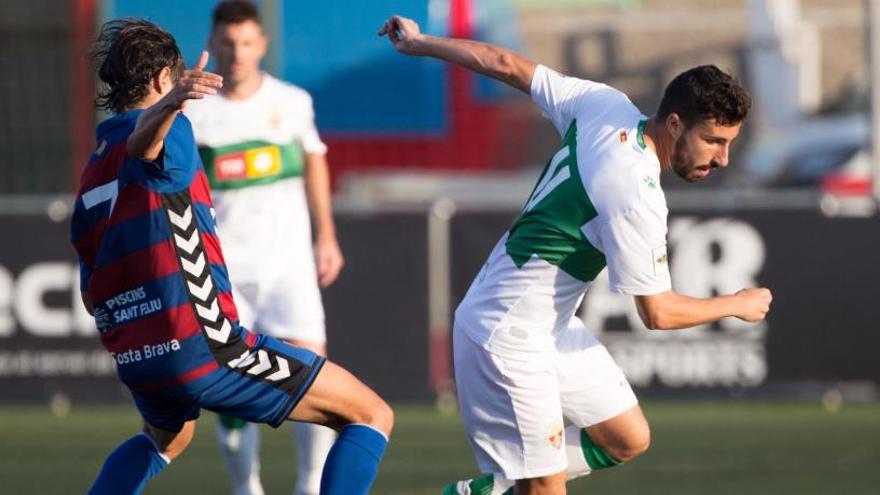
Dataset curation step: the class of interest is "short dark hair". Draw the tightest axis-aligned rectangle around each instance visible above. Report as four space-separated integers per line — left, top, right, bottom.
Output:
212 0 261 29
656 65 752 127
89 18 183 114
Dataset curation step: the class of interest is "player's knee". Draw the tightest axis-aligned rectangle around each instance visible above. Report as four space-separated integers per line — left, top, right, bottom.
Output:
364 397 394 438
143 420 195 461
337 391 394 437
609 423 650 462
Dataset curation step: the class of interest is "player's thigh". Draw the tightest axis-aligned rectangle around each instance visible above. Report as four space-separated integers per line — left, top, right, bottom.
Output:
453 329 567 481
288 359 393 436
199 333 325 428
556 319 639 430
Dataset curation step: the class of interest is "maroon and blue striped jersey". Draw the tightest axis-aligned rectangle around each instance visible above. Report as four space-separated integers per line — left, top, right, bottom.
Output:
70 110 256 391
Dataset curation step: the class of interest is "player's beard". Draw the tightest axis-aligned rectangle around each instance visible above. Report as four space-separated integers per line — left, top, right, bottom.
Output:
670 135 715 183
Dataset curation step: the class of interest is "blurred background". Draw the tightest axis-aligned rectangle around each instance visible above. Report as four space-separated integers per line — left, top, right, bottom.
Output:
1 0 878 493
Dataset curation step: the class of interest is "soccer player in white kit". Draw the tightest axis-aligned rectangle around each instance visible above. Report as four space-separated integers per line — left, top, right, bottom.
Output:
186 3 343 494
380 15 773 495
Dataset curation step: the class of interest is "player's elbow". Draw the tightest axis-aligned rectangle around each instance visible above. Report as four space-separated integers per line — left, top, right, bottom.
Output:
635 294 674 330
126 136 162 162
492 51 530 93
641 310 673 330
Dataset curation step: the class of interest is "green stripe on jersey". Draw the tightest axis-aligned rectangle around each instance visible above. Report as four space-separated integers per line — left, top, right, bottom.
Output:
506 120 606 282
199 139 305 190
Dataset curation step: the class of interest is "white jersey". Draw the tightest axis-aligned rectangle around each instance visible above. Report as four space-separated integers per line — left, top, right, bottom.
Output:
185 74 326 277
455 65 672 356
185 74 328 340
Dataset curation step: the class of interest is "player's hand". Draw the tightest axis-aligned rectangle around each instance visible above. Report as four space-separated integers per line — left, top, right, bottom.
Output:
315 237 345 288
378 15 423 55
733 287 772 322
166 51 223 110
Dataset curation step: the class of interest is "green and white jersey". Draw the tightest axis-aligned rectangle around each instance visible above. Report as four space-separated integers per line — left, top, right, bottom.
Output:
455 65 671 354
185 74 326 278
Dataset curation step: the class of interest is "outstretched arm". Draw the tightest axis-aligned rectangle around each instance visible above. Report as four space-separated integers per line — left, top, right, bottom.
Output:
378 15 536 94
127 51 223 162
634 287 772 330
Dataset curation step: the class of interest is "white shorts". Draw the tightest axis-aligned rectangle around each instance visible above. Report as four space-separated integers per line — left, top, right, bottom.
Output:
453 317 638 480
230 260 326 344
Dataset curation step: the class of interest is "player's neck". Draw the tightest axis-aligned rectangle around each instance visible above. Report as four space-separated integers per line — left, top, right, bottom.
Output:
221 71 263 101
642 117 673 172
127 91 163 112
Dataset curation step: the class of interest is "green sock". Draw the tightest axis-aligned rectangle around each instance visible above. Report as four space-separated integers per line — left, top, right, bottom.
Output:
443 474 513 495
218 414 248 430
580 430 622 470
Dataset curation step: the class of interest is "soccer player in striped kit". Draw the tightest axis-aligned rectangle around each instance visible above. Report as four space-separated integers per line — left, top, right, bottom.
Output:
72 18 392 495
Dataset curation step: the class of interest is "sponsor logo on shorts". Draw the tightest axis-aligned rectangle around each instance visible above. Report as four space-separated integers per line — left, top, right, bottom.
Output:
110 339 182 365
547 423 564 450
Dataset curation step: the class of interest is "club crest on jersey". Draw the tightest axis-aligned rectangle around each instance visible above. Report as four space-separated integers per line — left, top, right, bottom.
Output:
269 113 283 130
619 129 628 143
214 146 282 181
547 423 564 450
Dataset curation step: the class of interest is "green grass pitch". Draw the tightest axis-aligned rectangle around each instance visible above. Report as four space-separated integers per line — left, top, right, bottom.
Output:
0 401 877 494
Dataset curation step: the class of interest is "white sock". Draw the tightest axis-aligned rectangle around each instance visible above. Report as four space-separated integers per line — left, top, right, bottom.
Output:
563 424 592 480
216 421 265 495
291 422 337 495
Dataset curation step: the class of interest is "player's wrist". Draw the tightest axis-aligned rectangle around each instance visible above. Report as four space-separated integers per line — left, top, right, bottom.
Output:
406 34 432 55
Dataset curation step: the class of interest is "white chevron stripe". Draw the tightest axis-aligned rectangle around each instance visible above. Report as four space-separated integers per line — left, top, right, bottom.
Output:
187 277 213 301
181 253 206 277
195 299 219 321
228 349 256 369
247 350 271 375
204 318 231 343
174 229 200 255
266 357 291 382
168 206 193 230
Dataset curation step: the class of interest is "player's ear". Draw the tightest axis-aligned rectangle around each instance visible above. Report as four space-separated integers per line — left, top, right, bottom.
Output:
256 30 268 58
665 113 684 140
154 66 173 93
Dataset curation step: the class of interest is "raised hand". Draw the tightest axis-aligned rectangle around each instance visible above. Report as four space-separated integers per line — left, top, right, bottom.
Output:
734 287 773 322
168 51 223 110
377 15 423 55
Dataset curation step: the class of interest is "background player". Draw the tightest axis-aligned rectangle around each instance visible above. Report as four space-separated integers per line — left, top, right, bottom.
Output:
185 2 344 494
380 15 772 495
73 18 391 495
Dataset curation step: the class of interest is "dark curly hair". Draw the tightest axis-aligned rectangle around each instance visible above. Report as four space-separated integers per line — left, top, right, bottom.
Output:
89 18 184 114
657 65 751 127
212 0 261 30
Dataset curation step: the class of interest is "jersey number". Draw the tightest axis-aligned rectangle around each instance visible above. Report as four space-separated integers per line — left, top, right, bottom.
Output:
82 179 119 216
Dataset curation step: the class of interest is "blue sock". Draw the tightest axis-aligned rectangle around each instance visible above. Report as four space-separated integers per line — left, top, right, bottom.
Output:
88 433 169 495
319 423 388 495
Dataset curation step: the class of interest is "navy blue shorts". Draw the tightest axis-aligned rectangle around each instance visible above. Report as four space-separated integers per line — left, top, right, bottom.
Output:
131 333 325 432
